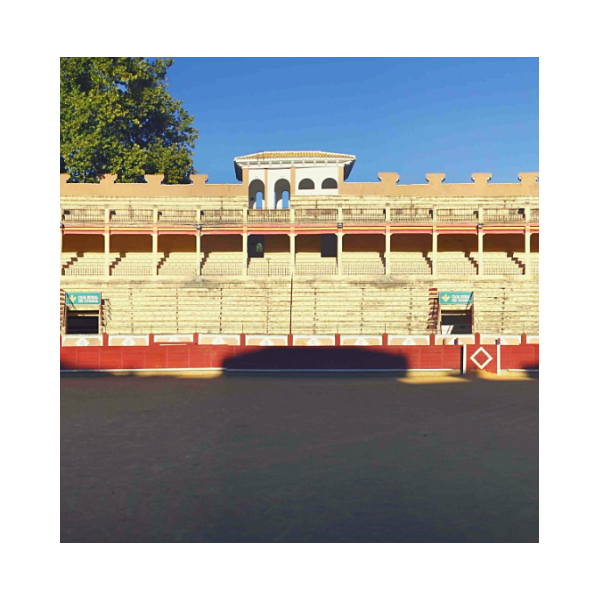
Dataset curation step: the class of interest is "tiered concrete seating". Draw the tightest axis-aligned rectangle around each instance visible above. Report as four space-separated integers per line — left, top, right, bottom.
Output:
342 252 385 275
158 252 198 276
201 252 244 276
291 280 431 334
434 252 478 275
389 252 431 275
62 252 120 276
467 281 539 334
477 252 524 275
98 279 292 335
112 252 159 277
295 256 337 275
513 253 539 275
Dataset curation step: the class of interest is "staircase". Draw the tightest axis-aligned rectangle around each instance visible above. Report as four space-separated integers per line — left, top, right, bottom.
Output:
427 287 439 334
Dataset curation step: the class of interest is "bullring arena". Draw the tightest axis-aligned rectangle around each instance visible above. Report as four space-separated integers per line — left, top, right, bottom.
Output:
60 151 539 542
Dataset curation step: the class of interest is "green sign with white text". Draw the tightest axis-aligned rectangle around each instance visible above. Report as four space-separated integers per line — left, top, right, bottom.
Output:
439 291 473 305
66 292 101 307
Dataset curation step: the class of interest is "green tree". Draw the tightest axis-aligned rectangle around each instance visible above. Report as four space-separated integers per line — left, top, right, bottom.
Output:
60 57 198 184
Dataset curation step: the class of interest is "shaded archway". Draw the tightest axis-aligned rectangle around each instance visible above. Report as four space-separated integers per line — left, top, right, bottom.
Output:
274 179 290 209
249 179 265 209
321 178 338 189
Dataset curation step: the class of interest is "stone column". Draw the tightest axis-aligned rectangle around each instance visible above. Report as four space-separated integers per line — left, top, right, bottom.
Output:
385 229 391 275
478 229 484 276
104 208 110 277
242 232 248 276
289 233 296 276
525 227 531 276
431 229 438 277
196 231 202 276
337 232 344 276
152 231 158 276
104 231 110 277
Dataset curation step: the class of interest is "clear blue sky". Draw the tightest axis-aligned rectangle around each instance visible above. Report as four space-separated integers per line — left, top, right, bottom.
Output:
160 58 538 185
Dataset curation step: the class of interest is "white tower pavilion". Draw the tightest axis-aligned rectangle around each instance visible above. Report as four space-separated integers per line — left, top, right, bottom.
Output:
233 151 356 209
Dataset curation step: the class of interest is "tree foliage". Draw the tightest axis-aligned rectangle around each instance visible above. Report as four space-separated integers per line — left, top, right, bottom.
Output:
60 57 198 184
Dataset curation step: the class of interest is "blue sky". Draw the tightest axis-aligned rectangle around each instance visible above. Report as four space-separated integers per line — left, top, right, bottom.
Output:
160 58 538 184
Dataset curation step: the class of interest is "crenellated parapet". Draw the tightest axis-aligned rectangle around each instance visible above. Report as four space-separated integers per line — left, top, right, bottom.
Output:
338 172 539 198
61 170 539 201
60 173 247 198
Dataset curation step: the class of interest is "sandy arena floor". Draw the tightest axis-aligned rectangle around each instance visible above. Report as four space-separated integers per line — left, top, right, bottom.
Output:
61 371 539 543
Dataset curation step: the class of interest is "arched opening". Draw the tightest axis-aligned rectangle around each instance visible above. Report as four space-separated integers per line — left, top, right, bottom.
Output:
249 179 265 209
321 178 338 189
298 178 315 190
274 179 290 209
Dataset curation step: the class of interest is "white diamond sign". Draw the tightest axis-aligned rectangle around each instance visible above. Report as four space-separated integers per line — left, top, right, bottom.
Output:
76 337 90 347
354 337 369 346
122 337 135 346
402 337 416 346
470 347 493 370
213 337 226 345
307 337 321 346
260 338 275 346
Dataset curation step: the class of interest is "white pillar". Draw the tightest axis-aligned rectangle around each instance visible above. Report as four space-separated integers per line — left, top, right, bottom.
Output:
152 232 158 276
385 230 391 275
242 233 248 276
196 232 202 276
478 230 484 276
104 231 110 277
525 228 531 276
290 233 296 276
337 232 343 276
431 230 437 276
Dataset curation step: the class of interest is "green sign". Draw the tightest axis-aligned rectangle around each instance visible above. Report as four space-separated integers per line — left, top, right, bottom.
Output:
66 292 101 307
439 291 473 305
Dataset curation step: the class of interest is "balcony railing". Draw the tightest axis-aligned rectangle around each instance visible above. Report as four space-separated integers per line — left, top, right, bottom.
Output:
342 260 385 275
61 205 540 227
295 209 338 222
388 260 432 275
62 208 105 223
110 209 153 223
200 209 243 224
481 262 524 275
63 263 105 276
248 260 290 276
342 208 386 222
482 208 525 222
200 262 244 276
158 209 197 224
436 208 479 222
248 209 290 223
390 208 433 222
295 262 338 276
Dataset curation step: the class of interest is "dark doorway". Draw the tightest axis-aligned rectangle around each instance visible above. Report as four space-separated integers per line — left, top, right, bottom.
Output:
321 234 337 258
440 309 472 334
66 310 99 334
248 235 265 258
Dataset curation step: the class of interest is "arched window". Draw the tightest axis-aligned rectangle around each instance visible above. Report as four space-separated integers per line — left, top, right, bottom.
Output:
322 178 338 189
274 179 291 210
249 179 265 209
298 178 315 190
